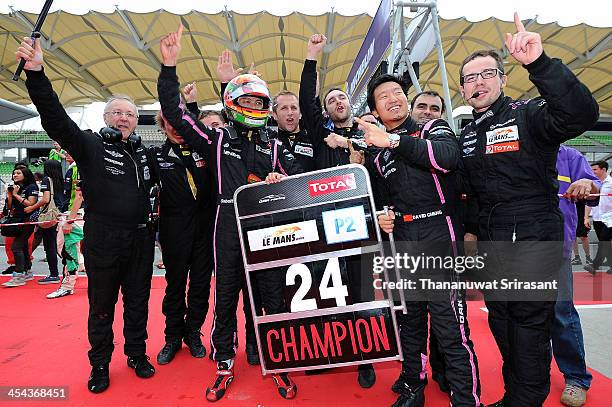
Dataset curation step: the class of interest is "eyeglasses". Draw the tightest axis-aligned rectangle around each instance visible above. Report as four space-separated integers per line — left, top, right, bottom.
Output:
461 68 503 84
105 110 138 119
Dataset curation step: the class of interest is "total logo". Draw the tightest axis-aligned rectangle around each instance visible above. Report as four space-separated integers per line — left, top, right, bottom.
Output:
308 174 356 197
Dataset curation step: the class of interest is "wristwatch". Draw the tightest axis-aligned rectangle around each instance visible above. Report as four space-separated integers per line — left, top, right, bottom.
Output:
388 133 401 149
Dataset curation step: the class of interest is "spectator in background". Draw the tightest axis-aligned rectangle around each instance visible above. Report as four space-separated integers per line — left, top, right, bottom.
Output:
25 159 66 284
2 167 38 287
2 163 34 275
48 141 66 162
572 202 593 265
199 110 226 128
47 182 84 299
585 161 612 274
553 145 600 407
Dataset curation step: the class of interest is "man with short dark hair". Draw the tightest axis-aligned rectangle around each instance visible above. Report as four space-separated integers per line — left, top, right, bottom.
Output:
270 90 317 172
151 111 215 366
458 13 599 406
409 91 444 126
357 74 482 407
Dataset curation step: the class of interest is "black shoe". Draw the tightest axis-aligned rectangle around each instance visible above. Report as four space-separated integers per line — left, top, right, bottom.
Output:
156 339 182 365
584 264 598 275
127 355 155 378
586 256 594 264
184 330 206 358
391 383 425 407
357 364 376 388
87 364 109 394
246 343 260 365
607 267 612 275
431 371 450 395
391 372 409 394
486 400 504 407
571 256 582 266
2 265 15 275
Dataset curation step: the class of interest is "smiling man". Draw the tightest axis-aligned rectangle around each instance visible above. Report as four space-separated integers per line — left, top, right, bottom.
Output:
17 37 158 394
357 74 482 407
458 12 599 407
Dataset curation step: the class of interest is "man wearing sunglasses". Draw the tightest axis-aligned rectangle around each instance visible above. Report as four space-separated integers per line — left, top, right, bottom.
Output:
458 12 599 407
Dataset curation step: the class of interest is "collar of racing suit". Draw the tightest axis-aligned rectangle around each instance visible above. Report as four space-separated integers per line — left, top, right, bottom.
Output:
471 93 511 128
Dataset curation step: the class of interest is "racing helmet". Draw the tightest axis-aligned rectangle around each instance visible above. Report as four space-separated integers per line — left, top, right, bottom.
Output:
223 74 271 128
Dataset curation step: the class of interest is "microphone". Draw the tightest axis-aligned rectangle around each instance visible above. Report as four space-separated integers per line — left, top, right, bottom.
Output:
469 91 483 99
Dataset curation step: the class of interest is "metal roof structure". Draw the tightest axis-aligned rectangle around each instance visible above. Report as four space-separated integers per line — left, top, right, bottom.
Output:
0 8 610 115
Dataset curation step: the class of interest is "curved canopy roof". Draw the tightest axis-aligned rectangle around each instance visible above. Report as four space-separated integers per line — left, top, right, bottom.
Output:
0 9 609 115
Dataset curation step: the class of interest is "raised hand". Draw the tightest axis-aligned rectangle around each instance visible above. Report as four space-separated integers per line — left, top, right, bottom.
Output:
217 49 243 83
183 82 197 103
307 34 327 60
354 117 391 148
504 12 543 65
15 36 44 71
160 24 184 66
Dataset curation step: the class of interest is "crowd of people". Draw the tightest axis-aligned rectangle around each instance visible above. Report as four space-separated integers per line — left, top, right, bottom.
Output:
5 10 608 407
2 151 84 297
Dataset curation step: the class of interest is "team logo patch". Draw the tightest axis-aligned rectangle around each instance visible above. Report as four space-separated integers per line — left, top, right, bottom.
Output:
485 125 520 154
294 144 314 157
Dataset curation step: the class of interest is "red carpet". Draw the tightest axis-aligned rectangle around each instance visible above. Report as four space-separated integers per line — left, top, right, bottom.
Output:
0 276 610 406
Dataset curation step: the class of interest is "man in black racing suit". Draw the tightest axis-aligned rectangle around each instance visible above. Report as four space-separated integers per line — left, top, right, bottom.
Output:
457 14 599 407
359 74 482 407
157 26 301 402
150 110 216 365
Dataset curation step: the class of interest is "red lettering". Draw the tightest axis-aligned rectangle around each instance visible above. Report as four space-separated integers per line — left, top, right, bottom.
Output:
281 326 298 361
355 318 373 353
347 319 358 355
370 316 391 352
308 174 356 197
299 325 314 360
331 321 347 357
267 329 282 363
311 323 336 358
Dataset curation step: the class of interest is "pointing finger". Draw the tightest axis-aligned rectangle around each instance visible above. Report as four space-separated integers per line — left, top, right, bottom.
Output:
514 12 526 32
177 24 184 40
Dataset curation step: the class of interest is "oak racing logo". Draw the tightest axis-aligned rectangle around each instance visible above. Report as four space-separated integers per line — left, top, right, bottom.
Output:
258 194 286 204
308 174 356 197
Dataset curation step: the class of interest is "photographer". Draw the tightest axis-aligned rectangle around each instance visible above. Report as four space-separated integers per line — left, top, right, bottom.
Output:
2 167 38 287
17 36 158 394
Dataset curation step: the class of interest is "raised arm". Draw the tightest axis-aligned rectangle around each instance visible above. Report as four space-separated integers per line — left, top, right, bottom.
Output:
158 25 218 157
18 37 95 162
505 12 598 145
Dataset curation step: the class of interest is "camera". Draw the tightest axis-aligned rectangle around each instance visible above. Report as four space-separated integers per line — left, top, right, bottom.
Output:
7 184 14 192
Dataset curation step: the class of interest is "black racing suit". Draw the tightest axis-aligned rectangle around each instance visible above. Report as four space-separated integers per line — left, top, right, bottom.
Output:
459 52 599 407
158 65 302 362
372 118 481 406
299 59 367 170
149 140 215 342
299 58 373 311
25 68 157 366
269 127 317 173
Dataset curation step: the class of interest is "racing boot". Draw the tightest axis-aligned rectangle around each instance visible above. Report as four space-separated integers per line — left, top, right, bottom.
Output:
206 360 234 402
391 383 425 407
272 373 297 399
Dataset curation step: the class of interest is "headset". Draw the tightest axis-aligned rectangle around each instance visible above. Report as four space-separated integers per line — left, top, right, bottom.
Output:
99 127 142 149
